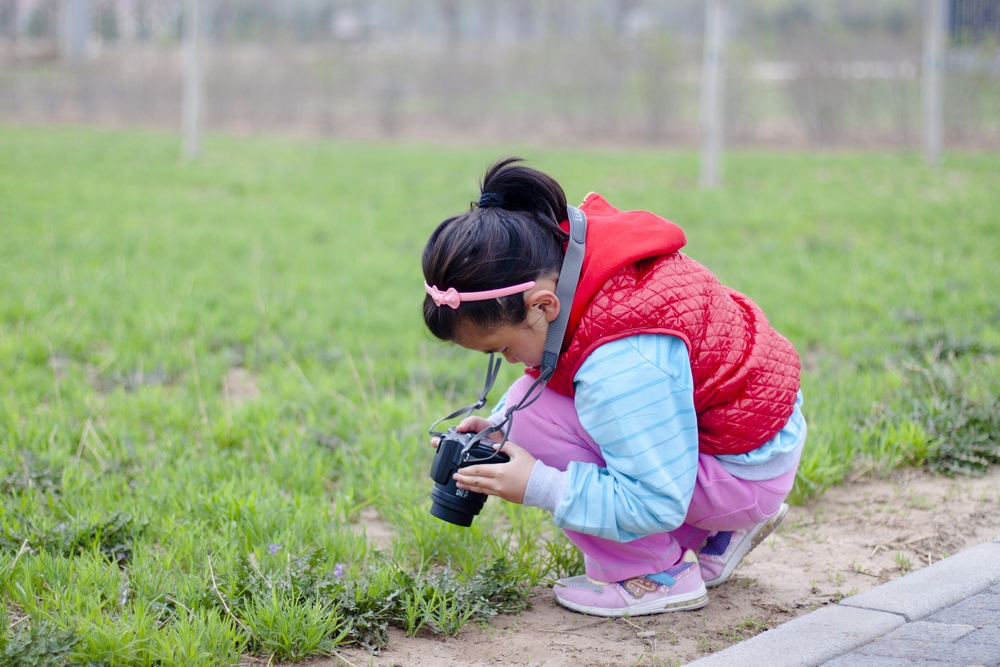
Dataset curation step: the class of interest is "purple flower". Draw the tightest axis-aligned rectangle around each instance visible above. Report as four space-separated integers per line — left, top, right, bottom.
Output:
268 544 282 555
333 563 345 578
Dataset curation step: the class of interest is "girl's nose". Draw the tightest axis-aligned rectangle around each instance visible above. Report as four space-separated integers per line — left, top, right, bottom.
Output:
501 351 519 365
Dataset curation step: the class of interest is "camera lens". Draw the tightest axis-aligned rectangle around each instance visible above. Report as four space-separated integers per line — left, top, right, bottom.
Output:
428 437 509 527
429 479 487 527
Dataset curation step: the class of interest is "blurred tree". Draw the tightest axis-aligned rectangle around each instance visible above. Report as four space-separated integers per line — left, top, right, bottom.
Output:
27 0 56 38
95 0 119 41
0 0 16 40
612 0 640 37
135 0 151 40
512 0 536 40
950 0 1000 44
439 0 460 47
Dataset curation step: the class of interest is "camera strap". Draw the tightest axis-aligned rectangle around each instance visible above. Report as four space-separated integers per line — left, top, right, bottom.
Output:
541 204 587 380
428 205 588 457
427 352 502 438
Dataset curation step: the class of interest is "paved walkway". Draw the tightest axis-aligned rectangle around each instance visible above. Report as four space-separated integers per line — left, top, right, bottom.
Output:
685 537 1000 667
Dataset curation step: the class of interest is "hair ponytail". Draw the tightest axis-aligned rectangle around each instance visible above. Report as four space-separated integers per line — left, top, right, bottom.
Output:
479 157 567 236
422 157 570 342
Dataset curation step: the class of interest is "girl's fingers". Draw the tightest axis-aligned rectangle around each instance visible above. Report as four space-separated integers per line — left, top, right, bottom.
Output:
496 440 525 456
457 416 491 433
454 441 533 504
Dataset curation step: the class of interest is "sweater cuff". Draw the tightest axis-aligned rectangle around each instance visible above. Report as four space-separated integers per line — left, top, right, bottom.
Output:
522 460 567 514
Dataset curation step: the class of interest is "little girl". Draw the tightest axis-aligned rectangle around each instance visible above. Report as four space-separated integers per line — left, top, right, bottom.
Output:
422 158 805 617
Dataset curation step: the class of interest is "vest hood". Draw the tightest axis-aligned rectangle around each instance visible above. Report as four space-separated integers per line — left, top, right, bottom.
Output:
562 193 687 345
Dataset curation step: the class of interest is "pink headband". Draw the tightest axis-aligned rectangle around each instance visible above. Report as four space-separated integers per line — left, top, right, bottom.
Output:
424 281 536 309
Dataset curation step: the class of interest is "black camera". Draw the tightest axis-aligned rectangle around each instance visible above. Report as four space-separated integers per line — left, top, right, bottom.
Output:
429 428 510 527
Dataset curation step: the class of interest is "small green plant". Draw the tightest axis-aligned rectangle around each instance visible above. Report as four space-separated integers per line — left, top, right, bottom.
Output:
150 609 246 667
696 636 722 653
859 339 1000 478
0 621 79 667
894 551 913 573
721 616 770 642
633 654 682 667
0 453 64 496
241 592 349 661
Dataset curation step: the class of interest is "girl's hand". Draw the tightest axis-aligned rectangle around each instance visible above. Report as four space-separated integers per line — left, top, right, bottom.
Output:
453 440 535 505
429 416 496 448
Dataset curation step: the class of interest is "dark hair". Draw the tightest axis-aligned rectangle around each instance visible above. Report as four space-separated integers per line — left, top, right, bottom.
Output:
422 157 569 342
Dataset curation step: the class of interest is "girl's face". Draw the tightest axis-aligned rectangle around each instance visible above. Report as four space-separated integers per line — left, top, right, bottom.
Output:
453 309 548 369
452 283 559 370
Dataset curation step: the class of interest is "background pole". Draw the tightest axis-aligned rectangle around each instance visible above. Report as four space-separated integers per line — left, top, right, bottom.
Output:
700 0 726 188
922 0 946 167
183 0 203 160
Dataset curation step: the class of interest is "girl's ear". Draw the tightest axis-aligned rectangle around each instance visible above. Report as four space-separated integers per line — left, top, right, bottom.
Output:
526 290 560 323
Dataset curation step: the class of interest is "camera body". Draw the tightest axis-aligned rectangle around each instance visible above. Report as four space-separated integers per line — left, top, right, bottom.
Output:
429 428 510 526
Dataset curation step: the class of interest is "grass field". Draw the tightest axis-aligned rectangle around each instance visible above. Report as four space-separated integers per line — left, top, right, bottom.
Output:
1 126 998 664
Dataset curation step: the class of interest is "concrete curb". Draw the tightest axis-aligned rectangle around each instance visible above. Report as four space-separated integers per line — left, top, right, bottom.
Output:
684 539 1000 667
683 606 905 667
839 541 1000 621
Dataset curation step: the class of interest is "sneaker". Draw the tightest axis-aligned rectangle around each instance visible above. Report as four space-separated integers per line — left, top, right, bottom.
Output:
552 550 709 617
698 502 789 588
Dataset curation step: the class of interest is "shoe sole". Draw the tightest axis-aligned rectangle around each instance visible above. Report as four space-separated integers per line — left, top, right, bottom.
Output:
704 502 789 588
554 584 710 618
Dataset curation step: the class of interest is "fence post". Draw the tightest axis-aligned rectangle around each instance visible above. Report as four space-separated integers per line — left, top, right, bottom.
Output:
60 0 91 64
922 0 946 167
183 0 203 160
700 0 726 188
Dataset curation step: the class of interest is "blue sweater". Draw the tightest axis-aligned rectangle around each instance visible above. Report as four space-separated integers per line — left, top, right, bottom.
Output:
518 334 806 542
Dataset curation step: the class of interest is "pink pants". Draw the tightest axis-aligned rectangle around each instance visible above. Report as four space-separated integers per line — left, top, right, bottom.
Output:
504 375 797 582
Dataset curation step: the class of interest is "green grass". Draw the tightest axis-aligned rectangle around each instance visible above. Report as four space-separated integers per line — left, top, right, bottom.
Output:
0 125 998 664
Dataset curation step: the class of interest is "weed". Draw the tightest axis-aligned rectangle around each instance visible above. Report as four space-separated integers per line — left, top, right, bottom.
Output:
896 332 995 361
633 654 682 667
0 510 144 566
858 340 1000 478
0 620 79 667
150 609 246 667
0 453 64 496
657 627 680 646
696 636 722 653
720 616 770 642
895 551 913 573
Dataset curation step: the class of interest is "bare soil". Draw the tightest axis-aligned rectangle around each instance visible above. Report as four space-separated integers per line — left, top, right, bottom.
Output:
307 467 1000 667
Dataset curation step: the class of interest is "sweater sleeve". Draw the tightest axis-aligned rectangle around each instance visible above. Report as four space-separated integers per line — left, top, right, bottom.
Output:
551 334 700 542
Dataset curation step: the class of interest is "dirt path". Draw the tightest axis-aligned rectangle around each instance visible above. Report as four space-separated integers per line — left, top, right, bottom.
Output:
310 467 1000 667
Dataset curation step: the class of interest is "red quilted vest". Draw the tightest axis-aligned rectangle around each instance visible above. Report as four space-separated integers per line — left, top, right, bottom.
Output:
531 193 801 455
